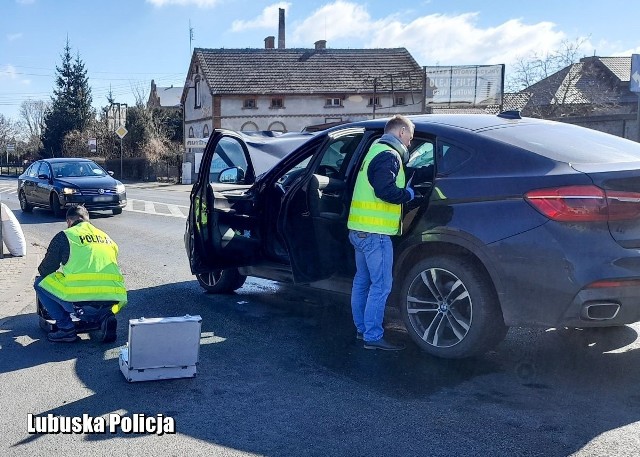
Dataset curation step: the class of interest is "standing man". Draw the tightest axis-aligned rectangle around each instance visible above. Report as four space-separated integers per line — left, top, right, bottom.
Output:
347 115 415 351
35 206 127 342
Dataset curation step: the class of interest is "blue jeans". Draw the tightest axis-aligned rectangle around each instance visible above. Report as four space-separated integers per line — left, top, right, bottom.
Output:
348 230 393 342
34 276 75 330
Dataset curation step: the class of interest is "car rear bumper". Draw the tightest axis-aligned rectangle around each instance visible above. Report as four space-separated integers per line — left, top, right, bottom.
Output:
559 284 640 327
487 221 640 328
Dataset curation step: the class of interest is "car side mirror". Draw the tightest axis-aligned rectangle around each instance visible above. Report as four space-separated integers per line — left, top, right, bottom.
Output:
218 167 245 184
108 170 114 176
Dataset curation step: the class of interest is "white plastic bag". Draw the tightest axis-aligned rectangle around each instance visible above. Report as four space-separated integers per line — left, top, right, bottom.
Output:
1 203 27 256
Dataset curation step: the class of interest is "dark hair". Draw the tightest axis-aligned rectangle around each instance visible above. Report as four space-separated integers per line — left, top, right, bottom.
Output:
66 205 90 222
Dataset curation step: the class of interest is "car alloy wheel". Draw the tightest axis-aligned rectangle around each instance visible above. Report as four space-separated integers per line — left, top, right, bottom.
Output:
19 191 33 212
400 255 507 359
406 267 472 348
196 269 247 294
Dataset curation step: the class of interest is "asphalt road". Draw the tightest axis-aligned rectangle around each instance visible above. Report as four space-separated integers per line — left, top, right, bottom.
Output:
2 177 640 456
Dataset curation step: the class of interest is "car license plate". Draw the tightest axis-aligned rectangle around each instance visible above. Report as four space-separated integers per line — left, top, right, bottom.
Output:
93 196 115 202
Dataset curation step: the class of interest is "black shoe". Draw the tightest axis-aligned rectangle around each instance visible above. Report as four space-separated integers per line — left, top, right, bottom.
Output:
48 327 77 343
356 332 364 340
363 338 405 351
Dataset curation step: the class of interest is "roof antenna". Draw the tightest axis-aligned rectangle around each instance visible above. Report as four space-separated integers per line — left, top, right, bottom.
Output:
189 20 194 55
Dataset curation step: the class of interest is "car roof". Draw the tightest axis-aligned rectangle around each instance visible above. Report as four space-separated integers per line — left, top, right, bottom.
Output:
329 113 541 133
40 158 95 163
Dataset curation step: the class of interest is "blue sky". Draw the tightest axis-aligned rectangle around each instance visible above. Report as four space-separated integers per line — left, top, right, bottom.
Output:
1 0 639 120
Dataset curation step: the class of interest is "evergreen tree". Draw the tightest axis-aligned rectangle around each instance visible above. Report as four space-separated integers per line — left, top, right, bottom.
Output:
41 39 94 156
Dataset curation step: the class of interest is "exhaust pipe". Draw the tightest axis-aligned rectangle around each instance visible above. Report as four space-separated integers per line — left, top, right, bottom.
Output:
581 302 620 320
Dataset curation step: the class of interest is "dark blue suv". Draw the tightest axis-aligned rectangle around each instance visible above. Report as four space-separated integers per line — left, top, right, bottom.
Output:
185 113 640 358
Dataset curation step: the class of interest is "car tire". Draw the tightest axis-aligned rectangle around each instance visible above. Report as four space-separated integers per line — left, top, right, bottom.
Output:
196 269 247 294
112 208 123 215
399 255 507 359
50 193 64 218
19 191 33 213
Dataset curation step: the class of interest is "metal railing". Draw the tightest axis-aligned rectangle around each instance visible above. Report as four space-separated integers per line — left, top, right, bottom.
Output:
0 163 24 177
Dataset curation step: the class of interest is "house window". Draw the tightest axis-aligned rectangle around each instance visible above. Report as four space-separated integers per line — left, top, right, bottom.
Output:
394 96 406 106
270 98 284 109
203 124 210 137
368 97 381 107
243 99 257 109
325 98 342 107
194 76 201 109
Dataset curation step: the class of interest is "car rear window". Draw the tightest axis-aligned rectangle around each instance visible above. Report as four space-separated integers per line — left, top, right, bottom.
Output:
480 122 640 164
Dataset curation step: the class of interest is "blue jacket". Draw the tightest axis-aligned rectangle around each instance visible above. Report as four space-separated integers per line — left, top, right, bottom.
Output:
367 134 413 204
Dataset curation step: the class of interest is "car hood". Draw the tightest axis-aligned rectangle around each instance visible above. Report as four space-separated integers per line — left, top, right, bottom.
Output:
56 176 119 188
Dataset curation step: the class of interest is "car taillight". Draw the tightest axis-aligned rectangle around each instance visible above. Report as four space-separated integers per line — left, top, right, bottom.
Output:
525 185 640 222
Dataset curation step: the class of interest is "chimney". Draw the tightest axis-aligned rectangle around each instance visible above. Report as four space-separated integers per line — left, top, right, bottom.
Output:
265 36 275 49
278 8 285 49
314 40 326 50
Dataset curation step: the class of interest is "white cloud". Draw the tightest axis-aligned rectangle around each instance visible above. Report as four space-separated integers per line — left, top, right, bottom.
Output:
7 33 23 42
292 1 373 43
232 2 292 32
291 2 569 67
145 0 220 7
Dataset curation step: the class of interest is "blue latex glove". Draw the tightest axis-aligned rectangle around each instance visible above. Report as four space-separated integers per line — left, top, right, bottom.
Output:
406 172 415 201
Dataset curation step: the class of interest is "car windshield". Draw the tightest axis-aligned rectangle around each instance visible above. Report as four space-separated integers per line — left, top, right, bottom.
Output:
52 161 106 178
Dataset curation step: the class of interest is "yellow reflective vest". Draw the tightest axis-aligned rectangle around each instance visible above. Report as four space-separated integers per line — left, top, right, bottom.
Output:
40 222 127 313
348 142 406 235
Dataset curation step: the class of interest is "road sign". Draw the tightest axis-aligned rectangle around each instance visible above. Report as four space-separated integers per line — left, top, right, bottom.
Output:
88 138 97 153
631 54 640 93
6 143 16 152
115 126 128 139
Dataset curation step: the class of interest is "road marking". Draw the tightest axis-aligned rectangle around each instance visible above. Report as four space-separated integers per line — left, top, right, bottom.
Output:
123 198 188 218
0 186 18 195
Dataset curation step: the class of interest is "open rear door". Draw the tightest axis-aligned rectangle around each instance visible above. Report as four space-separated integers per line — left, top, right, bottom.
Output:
279 128 366 283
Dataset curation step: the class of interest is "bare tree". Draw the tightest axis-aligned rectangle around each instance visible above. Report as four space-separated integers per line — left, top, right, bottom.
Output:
20 100 49 138
506 37 622 119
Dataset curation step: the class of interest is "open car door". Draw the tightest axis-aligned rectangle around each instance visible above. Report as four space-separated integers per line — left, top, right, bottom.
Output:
278 128 366 283
186 132 262 274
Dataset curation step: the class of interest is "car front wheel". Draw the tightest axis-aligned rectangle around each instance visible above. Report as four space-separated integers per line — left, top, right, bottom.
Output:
400 255 507 359
19 191 33 212
196 269 247 294
50 193 64 217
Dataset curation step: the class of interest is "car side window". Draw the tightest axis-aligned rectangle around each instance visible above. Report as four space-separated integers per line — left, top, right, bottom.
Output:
27 163 39 178
438 141 472 175
38 162 51 179
315 133 364 179
208 137 248 184
407 141 435 169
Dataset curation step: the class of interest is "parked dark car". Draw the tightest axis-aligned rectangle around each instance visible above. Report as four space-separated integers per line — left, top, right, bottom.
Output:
18 158 126 216
185 113 640 358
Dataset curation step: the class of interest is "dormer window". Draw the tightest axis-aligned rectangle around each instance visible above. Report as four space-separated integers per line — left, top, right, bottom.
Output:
325 98 342 107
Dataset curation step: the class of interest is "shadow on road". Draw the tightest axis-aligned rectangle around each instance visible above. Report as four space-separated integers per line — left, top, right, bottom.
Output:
1 279 640 455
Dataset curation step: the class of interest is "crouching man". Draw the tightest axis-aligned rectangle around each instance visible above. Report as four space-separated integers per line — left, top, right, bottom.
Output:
35 205 127 342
